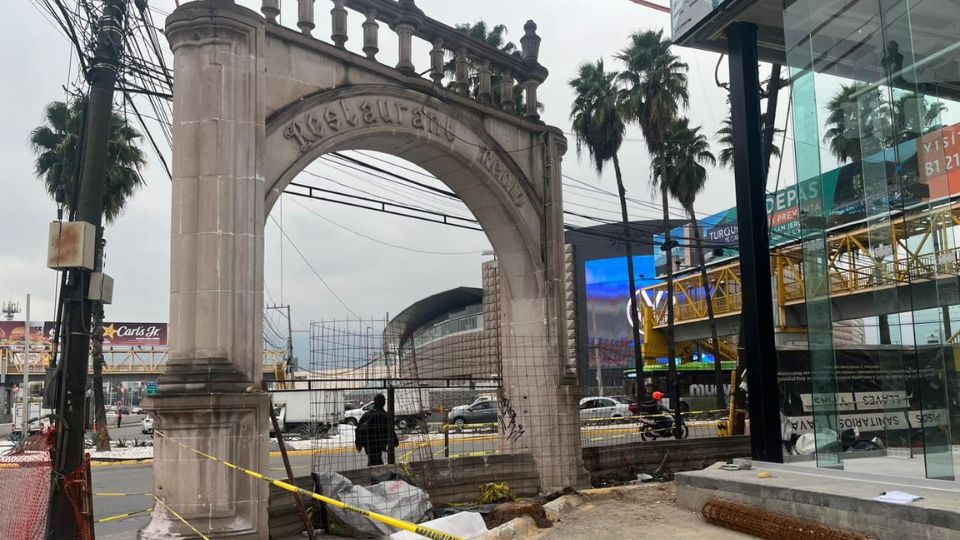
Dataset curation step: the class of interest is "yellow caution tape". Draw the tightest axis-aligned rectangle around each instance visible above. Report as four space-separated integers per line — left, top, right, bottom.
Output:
155 430 463 540
95 507 153 523
152 494 210 540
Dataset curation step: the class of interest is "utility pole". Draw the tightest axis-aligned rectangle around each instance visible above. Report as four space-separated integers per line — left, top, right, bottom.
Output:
21 294 31 439
1 301 19 384
47 0 128 536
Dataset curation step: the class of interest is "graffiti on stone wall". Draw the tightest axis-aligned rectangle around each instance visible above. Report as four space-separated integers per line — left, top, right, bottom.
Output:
498 396 525 442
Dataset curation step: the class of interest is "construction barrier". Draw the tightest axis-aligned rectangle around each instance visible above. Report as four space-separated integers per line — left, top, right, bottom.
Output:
154 430 464 540
0 435 52 540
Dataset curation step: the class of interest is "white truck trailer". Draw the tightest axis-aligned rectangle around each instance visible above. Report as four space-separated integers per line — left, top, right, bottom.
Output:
12 381 52 436
270 389 343 438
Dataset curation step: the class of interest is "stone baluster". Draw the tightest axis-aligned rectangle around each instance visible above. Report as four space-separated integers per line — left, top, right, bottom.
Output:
521 20 542 120
298 0 315 36
330 0 347 48
454 47 469 95
523 80 539 120
395 23 416 75
429 38 444 85
478 59 492 104
362 10 379 59
500 70 515 112
261 0 279 23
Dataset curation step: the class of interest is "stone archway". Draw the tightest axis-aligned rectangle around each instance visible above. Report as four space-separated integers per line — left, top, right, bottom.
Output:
142 2 581 538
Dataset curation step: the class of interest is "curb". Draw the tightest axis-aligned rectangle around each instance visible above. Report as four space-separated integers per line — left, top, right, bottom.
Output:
474 484 649 539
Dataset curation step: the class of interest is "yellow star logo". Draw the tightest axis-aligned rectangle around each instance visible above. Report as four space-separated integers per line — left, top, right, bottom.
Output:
102 324 118 339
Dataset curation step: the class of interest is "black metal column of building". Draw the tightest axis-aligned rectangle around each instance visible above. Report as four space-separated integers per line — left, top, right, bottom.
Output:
726 22 782 463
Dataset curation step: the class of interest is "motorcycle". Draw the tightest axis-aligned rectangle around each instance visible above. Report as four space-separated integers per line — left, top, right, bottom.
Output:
638 414 689 440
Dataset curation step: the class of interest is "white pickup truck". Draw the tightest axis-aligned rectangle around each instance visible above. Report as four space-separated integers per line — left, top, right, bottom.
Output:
342 388 430 431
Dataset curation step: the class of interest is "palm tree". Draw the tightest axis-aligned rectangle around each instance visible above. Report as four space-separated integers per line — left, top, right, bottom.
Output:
569 59 645 392
891 92 946 142
617 29 688 417
716 114 781 168
448 21 531 115
823 83 889 163
654 119 722 408
30 96 146 451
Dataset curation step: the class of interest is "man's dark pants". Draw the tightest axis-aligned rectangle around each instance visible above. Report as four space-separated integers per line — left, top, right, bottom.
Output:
367 452 384 466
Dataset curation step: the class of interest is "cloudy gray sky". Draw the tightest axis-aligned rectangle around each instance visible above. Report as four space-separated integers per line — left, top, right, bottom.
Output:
1 0 795 353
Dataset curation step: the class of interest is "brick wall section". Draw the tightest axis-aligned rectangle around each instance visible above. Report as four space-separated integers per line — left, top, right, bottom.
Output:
267 475 315 539
582 436 752 483
563 244 577 370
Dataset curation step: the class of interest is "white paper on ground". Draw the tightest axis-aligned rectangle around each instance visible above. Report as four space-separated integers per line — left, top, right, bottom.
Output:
389 511 488 540
875 490 924 504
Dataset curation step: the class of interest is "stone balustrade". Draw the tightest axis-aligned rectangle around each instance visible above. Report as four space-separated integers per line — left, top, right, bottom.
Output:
255 0 547 120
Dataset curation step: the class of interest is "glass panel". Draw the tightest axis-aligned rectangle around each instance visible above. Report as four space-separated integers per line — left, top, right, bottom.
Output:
876 0 957 481
784 0 960 480
784 0 843 469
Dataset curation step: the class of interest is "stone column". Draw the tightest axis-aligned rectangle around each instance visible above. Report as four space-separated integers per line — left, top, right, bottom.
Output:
496 133 586 493
140 3 269 539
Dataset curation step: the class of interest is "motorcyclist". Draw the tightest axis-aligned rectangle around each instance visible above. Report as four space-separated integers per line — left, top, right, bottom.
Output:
639 391 673 433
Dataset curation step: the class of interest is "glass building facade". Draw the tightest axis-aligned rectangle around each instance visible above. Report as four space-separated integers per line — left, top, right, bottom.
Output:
783 0 960 480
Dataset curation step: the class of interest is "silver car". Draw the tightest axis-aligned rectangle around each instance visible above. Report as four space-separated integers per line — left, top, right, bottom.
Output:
579 396 632 421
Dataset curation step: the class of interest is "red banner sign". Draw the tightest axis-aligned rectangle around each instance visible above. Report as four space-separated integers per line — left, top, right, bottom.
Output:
918 122 960 200
1 321 167 348
0 322 47 346
94 322 168 347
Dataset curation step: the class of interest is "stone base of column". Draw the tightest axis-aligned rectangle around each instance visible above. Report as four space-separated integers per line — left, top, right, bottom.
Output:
138 390 270 540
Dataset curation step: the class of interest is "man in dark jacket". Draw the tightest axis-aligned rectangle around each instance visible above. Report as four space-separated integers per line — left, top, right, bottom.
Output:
355 394 399 466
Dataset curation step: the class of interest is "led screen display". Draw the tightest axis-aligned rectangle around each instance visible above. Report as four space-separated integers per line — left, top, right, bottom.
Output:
584 254 658 368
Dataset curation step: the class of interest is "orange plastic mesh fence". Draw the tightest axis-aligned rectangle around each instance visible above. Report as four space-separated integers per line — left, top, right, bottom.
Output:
64 454 94 540
0 434 52 539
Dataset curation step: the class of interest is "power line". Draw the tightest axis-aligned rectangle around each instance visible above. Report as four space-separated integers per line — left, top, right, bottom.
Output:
267 214 361 319
285 196 485 256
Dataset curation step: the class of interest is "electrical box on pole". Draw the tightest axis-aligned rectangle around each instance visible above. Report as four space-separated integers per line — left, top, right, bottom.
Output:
46 221 96 270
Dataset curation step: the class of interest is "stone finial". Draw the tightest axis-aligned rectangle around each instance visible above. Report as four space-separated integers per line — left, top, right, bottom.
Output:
261 0 280 23
362 10 379 59
521 20 541 63
331 0 348 48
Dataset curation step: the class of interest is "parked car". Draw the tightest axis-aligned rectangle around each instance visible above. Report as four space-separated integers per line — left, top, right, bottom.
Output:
579 396 632 421
342 402 369 426
447 400 498 428
131 407 145 415
142 416 154 434
448 395 497 416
